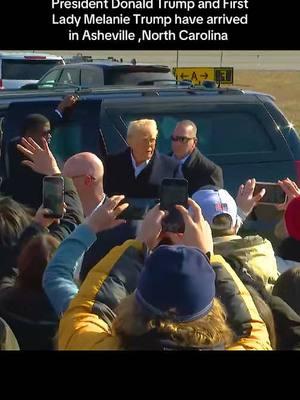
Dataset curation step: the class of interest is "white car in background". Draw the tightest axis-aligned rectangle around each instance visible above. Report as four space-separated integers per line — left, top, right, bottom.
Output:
0 52 64 90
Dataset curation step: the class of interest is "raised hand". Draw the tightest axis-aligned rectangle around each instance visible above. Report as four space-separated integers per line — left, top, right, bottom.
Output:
176 198 213 255
17 137 60 175
34 203 67 228
85 195 129 234
136 204 166 250
57 94 79 114
236 178 265 216
277 177 300 210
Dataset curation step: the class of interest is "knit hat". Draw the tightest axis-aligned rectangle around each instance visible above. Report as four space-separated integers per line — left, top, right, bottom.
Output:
285 196 300 241
192 188 238 230
135 245 215 322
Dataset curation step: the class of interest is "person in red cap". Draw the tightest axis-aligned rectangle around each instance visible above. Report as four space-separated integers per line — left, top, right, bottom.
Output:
276 192 300 273
284 196 300 241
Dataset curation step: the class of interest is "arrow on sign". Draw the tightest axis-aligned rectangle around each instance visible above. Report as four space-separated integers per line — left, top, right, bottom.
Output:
180 73 190 79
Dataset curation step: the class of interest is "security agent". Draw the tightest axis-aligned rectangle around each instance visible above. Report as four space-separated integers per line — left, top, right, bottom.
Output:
171 120 223 195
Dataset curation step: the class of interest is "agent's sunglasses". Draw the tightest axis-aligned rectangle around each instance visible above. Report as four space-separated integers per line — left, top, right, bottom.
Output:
171 135 195 144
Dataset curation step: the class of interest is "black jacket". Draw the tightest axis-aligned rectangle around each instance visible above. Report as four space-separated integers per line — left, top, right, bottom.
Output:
0 110 64 209
1 137 44 209
175 148 224 195
0 287 58 350
80 220 139 283
104 148 181 198
268 295 300 351
0 177 83 289
223 255 300 350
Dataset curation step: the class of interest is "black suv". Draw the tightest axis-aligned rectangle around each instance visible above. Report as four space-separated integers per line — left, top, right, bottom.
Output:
1 84 300 241
20 60 175 90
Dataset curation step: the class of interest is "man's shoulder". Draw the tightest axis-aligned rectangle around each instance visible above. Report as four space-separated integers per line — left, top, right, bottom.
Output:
156 152 179 168
189 148 218 169
107 148 130 163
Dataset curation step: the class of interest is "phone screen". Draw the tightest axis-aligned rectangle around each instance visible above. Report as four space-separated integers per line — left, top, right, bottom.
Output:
160 178 188 210
117 198 159 220
254 182 286 204
160 179 188 233
43 176 64 218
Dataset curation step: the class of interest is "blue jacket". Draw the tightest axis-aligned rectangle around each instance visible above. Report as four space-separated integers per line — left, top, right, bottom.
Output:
43 224 96 316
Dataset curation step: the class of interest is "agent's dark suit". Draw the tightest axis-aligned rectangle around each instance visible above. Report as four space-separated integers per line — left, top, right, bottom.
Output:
0 110 65 209
104 148 181 198
174 148 224 195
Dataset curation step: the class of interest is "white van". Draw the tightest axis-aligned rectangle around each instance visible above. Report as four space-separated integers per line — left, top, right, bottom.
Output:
0 52 65 89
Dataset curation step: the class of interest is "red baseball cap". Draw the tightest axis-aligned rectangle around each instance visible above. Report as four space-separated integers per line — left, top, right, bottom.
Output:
284 196 300 240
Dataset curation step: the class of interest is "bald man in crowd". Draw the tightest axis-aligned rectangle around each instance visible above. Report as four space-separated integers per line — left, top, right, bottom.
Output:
63 152 106 217
62 152 137 282
104 119 181 198
171 120 223 195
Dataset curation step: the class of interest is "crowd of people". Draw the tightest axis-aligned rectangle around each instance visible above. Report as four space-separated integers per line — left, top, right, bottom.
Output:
0 95 300 350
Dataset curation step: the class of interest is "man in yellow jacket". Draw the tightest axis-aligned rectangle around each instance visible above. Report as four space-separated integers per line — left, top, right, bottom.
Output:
51 196 272 350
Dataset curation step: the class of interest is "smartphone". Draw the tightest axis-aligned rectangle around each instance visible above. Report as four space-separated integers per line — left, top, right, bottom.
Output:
43 176 64 218
117 198 159 220
254 182 287 205
160 178 188 233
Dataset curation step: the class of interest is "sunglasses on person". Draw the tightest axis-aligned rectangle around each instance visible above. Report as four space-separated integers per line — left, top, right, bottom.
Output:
171 136 195 144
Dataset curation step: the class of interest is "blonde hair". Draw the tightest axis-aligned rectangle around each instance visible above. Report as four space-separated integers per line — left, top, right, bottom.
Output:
113 294 234 349
127 119 158 140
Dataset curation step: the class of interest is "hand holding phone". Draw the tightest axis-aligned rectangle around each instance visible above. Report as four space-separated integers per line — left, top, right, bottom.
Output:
254 182 287 205
160 178 188 233
43 176 64 218
117 198 159 220
176 198 214 255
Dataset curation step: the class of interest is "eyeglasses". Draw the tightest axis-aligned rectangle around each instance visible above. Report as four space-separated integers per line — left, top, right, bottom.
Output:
171 136 195 144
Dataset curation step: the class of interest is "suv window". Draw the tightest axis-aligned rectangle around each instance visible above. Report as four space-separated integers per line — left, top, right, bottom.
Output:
57 68 80 86
81 68 103 87
38 69 62 87
122 112 275 156
104 70 174 85
1 60 62 80
50 123 83 165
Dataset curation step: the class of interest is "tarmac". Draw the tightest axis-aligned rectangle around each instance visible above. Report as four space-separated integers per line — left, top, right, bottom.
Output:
17 50 300 70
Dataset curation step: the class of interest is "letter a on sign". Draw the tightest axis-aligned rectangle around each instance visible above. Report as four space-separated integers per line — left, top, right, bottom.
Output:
191 71 198 82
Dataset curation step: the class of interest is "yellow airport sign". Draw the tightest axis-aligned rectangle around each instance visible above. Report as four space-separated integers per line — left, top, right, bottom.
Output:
214 68 234 84
173 67 234 85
